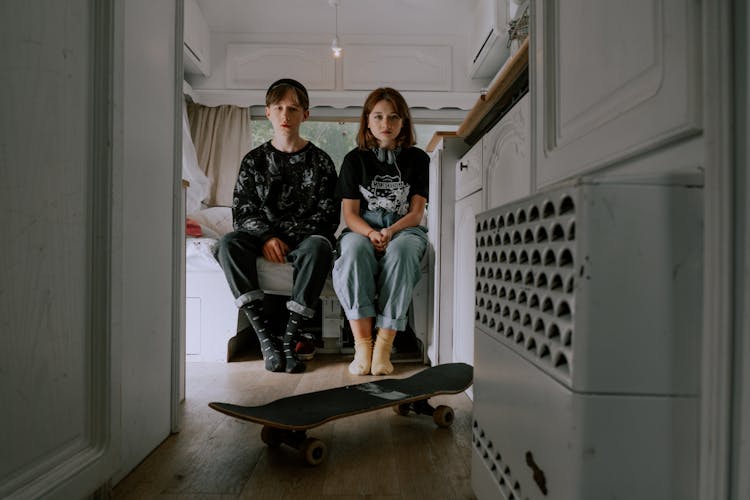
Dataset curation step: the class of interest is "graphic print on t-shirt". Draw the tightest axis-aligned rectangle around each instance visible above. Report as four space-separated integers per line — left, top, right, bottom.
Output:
359 174 410 215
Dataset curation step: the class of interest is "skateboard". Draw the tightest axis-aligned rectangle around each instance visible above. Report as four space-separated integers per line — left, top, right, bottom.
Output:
208 362 473 465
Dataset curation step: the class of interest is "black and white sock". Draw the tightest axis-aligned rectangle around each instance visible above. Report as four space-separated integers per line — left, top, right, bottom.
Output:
283 311 305 373
242 301 284 372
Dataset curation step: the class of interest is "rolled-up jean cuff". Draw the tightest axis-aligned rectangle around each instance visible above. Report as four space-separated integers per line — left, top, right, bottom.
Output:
235 289 264 308
286 300 316 319
376 315 407 331
342 305 377 321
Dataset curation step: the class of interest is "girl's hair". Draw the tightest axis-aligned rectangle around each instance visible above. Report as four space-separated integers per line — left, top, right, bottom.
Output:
265 78 310 110
356 87 416 149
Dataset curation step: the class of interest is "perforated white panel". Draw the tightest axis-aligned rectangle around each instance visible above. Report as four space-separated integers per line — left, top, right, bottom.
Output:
474 182 702 394
476 191 576 385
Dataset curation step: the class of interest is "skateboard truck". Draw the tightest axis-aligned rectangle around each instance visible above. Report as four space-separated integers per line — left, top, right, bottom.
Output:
392 399 455 427
260 427 328 466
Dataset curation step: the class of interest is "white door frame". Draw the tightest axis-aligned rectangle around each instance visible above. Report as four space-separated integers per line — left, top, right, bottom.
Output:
700 0 737 498
732 1 750 497
171 0 186 434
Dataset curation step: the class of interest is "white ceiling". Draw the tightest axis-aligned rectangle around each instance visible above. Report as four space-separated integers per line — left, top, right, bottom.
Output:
196 0 477 38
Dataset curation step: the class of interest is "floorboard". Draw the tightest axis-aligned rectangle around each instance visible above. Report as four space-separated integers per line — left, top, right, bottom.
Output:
113 354 476 499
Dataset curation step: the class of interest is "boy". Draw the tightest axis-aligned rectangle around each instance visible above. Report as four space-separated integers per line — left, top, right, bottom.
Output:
216 79 339 373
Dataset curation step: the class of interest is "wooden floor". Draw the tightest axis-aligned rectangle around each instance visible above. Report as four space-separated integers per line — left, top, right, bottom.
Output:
113 353 476 499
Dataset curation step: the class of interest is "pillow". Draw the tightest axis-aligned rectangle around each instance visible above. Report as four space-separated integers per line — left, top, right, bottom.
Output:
188 207 234 237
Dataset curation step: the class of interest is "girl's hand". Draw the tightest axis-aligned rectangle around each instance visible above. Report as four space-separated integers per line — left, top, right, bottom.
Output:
379 227 393 247
367 229 387 253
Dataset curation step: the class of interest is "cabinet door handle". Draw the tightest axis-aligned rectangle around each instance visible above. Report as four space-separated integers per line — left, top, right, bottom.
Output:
459 162 468 171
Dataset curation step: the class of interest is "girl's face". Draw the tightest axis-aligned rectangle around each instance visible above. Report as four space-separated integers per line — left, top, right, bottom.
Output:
265 89 309 138
367 99 403 149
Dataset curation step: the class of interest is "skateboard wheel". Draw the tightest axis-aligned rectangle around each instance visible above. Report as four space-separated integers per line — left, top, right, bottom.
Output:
393 403 411 416
301 438 327 466
433 405 454 428
261 426 282 447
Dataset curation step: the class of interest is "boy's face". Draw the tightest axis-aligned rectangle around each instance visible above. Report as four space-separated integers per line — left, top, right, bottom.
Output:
265 89 309 138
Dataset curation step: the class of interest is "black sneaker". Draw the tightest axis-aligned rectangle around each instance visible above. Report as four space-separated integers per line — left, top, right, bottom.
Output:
294 335 316 361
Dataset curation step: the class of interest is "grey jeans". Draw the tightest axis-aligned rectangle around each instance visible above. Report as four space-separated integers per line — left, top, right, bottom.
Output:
215 231 334 318
333 225 428 331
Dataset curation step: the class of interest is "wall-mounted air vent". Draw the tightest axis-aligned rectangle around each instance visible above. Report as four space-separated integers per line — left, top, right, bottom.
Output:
468 0 510 79
476 191 576 384
474 182 703 395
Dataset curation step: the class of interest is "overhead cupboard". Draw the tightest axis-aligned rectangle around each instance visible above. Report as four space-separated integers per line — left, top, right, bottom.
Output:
183 0 210 76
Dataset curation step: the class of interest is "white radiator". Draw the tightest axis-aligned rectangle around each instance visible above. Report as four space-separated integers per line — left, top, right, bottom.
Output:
471 180 702 500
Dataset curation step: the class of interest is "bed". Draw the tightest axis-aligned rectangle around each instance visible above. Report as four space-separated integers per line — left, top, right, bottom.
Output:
184 206 430 363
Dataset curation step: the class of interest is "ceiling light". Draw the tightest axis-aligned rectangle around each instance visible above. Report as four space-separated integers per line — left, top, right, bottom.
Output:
329 0 342 59
331 37 342 58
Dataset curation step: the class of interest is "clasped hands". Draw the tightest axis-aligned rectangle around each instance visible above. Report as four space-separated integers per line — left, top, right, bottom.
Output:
367 227 392 253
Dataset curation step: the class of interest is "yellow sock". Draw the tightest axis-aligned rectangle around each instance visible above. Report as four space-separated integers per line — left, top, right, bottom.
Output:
371 331 396 375
349 337 373 375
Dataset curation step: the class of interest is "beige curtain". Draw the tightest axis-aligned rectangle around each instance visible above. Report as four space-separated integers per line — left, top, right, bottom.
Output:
186 102 251 207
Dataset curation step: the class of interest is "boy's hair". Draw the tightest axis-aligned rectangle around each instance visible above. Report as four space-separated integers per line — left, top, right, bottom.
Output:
356 87 416 149
265 78 310 110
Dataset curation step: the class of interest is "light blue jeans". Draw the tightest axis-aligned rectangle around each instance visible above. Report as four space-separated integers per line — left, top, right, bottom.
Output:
333 220 428 331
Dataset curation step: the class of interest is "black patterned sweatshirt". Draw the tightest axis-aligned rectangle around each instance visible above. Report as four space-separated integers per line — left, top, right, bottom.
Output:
232 141 340 247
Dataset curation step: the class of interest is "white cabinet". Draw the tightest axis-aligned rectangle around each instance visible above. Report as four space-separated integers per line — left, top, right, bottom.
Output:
531 0 701 187
469 1 710 496
452 139 484 373
483 93 531 208
184 0 211 76
448 93 531 372
344 45 452 91
455 135 483 200
225 43 335 90
427 136 470 364
452 189 482 370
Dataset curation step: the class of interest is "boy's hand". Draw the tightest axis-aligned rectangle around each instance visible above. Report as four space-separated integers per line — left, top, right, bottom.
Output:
263 237 289 263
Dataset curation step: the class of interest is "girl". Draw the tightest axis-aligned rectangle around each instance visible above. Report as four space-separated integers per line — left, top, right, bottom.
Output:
333 87 430 375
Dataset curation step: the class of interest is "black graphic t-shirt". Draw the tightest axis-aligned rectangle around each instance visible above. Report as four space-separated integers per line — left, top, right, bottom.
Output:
335 147 429 220
233 141 339 246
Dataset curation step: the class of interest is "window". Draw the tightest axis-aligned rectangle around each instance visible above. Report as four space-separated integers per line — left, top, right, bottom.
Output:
251 120 458 170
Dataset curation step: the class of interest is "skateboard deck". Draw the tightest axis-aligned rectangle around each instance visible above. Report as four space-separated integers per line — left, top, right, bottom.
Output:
209 362 473 465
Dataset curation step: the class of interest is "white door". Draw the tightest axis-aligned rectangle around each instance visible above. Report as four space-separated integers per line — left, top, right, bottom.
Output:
452 190 483 370
0 1 179 497
0 2 120 497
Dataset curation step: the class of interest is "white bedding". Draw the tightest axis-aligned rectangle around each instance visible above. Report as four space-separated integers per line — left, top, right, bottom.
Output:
188 206 233 238
186 237 223 272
